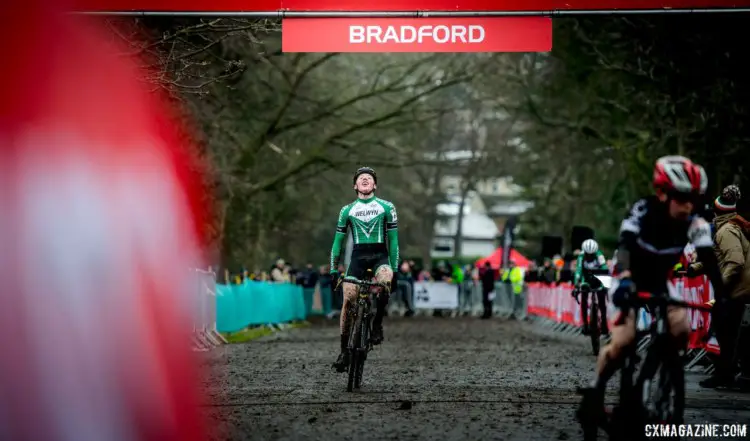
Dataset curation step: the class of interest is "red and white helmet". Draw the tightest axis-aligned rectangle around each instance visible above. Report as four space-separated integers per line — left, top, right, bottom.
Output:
653 156 708 196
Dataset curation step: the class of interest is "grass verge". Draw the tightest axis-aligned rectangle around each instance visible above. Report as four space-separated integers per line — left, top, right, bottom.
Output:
220 321 309 344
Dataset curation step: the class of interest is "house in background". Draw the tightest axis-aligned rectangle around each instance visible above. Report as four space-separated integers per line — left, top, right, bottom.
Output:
431 195 498 259
477 177 534 237
430 173 533 259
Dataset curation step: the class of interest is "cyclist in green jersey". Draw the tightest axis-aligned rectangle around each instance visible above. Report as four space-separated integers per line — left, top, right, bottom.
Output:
573 239 610 335
330 167 399 372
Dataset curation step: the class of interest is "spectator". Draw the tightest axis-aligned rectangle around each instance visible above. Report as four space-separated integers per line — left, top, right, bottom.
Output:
317 265 335 319
397 261 415 317
408 259 419 279
298 262 319 289
501 260 525 319
700 185 750 389
480 261 496 319
553 254 564 271
431 261 452 317
284 263 295 282
431 261 451 282
525 260 539 283
540 258 557 285
270 259 289 282
418 268 432 281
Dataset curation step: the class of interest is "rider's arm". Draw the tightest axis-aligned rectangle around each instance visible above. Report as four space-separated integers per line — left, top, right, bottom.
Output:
615 199 647 278
330 205 349 273
386 204 399 271
596 251 608 270
690 216 728 300
573 254 584 285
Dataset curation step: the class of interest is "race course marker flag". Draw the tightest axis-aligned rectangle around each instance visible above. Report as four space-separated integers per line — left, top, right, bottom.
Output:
282 18 552 53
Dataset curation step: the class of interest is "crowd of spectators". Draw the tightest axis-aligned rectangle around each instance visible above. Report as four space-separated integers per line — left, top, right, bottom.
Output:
218 256 530 322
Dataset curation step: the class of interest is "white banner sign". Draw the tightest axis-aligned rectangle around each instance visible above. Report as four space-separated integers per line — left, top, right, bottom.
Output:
414 281 459 309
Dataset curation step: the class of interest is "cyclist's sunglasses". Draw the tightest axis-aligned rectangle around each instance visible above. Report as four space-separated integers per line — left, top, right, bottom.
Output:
668 192 700 204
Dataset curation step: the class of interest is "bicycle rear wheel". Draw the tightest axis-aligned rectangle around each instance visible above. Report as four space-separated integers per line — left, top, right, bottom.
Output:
347 303 364 393
590 295 600 356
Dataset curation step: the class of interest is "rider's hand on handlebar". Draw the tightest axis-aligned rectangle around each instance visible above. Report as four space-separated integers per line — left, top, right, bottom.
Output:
332 272 342 291
612 277 634 308
685 264 700 278
617 270 631 280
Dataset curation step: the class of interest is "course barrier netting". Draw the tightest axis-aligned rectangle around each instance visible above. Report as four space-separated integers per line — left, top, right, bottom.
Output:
525 276 721 374
215 281 307 333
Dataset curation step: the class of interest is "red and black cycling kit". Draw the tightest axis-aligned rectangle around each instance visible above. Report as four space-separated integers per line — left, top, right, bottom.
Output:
614 195 725 300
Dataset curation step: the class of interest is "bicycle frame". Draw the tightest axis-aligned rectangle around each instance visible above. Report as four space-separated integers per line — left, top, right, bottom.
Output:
613 292 712 437
345 276 378 351
342 273 384 392
576 285 607 356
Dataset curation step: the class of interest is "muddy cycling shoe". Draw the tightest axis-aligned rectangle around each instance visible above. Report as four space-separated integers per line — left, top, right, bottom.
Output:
333 352 349 373
576 387 606 427
371 326 384 345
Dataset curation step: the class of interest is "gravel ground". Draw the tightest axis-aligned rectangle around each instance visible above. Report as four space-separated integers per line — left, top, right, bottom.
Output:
200 316 750 441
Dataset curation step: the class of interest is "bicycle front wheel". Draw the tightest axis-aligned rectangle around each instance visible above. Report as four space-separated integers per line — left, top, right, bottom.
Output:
636 342 684 428
347 303 364 393
354 313 369 389
590 296 600 356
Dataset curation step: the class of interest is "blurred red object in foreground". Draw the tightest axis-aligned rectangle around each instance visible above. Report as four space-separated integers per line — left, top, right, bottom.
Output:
0 5 210 441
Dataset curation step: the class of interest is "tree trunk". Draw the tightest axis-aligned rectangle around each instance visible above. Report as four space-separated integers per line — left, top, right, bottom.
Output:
452 183 470 259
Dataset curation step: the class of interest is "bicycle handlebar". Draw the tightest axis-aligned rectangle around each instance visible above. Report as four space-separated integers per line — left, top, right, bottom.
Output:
632 291 712 312
343 276 381 287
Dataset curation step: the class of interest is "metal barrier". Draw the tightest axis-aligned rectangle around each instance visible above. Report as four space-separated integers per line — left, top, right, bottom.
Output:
396 280 527 318
388 280 415 315
190 268 227 352
524 281 734 375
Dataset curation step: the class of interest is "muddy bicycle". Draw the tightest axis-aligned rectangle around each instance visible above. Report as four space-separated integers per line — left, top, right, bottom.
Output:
579 291 712 441
573 271 612 356
342 270 388 392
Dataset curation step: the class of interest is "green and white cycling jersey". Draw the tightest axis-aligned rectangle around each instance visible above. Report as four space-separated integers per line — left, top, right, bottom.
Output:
330 196 399 272
573 251 608 286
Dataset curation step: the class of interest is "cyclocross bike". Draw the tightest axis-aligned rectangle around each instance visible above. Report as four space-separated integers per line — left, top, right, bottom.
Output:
575 283 607 356
342 269 388 392
579 290 712 441
574 270 612 356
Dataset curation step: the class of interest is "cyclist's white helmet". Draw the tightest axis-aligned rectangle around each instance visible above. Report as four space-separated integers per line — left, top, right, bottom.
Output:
582 239 598 254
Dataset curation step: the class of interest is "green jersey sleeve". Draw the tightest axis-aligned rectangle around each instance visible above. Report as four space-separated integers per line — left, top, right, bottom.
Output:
574 254 584 285
330 204 351 273
385 203 399 271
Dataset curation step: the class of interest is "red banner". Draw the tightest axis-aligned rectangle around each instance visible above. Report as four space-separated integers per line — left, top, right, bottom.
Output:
72 0 750 12
526 276 718 354
282 17 551 53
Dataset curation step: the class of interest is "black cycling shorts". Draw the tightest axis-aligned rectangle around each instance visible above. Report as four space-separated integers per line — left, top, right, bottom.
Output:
345 244 390 281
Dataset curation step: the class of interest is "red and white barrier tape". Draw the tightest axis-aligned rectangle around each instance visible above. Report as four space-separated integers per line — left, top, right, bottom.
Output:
526 276 719 354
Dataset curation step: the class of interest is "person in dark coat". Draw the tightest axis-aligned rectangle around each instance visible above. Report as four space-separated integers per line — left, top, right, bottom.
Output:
480 261 497 319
